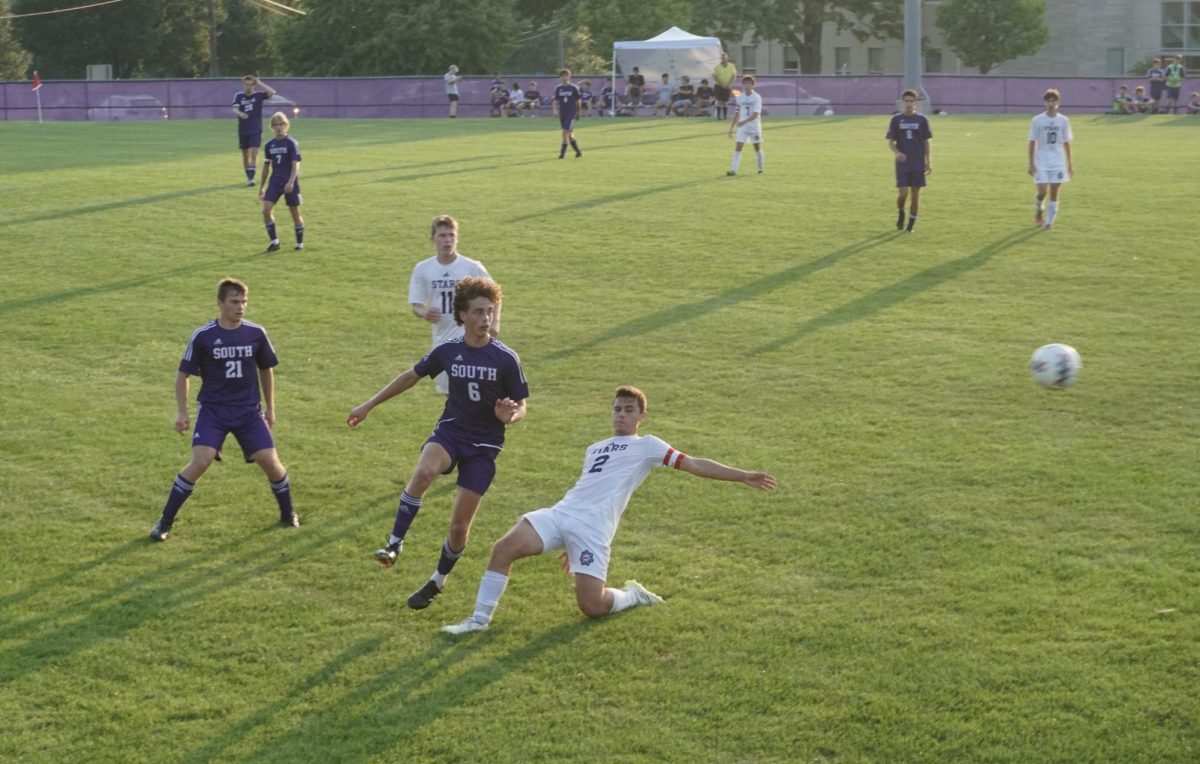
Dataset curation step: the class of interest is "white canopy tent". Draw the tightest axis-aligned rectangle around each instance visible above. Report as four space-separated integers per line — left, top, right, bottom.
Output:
611 27 724 113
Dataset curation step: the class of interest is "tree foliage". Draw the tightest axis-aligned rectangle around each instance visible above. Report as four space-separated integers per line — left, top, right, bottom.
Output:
273 0 522 76
697 0 902 74
10 0 274 78
0 14 33 80
935 0 1050 75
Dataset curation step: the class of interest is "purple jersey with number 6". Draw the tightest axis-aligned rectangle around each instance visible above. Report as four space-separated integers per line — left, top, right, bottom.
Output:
180 320 278 408
414 336 528 448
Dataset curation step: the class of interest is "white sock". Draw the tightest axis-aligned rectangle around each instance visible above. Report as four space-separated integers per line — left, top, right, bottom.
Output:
730 151 742 172
608 586 638 613
756 149 764 171
1047 201 1058 225
472 570 508 624
388 534 403 547
1035 197 1044 213
431 571 447 589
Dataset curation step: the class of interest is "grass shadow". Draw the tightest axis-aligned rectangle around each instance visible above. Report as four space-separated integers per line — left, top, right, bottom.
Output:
547 232 896 361
0 510 361 686
0 256 253 315
229 620 589 762
510 176 717 223
0 184 234 229
753 227 1042 353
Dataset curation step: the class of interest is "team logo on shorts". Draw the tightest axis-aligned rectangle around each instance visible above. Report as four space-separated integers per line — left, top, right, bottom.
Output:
579 549 594 566
1056 171 1064 180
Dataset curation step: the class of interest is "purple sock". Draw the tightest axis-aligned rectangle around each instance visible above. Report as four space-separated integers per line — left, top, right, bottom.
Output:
437 540 464 576
270 473 293 518
266 221 277 241
161 474 195 525
294 225 304 244
390 491 422 540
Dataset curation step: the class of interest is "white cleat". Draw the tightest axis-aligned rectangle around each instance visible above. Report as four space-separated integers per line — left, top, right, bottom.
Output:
623 580 663 606
442 617 489 635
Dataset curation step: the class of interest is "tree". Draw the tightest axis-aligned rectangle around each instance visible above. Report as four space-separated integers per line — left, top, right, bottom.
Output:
12 0 211 78
697 0 902 74
0 14 32 81
272 0 521 76
935 0 1050 75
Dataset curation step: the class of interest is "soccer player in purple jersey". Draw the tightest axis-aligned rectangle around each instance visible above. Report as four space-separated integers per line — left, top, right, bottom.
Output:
441 385 776 635
886 89 933 233
259 112 304 253
348 277 529 611
232 75 276 186
149 278 297 542
553 68 583 158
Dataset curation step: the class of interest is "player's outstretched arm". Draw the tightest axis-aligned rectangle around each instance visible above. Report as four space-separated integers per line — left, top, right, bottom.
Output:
679 455 777 491
347 368 421 427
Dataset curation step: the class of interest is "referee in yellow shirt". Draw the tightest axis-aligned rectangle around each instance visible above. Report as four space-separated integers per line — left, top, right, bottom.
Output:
713 51 738 120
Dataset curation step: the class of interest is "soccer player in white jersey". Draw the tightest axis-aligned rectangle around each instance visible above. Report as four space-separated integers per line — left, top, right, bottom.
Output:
1028 88 1074 229
442 385 776 634
727 75 764 176
409 215 498 394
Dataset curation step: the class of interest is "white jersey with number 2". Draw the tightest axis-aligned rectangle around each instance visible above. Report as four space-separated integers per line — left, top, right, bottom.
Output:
553 434 684 539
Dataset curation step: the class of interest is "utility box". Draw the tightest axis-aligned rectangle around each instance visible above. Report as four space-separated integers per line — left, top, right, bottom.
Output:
87 64 113 80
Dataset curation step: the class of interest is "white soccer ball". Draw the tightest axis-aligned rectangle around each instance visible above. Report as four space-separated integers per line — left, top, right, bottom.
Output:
1030 343 1082 388
823 108 834 116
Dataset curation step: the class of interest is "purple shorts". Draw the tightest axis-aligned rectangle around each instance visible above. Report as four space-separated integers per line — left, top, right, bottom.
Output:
263 182 302 207
895 167 927 188
559 114 577 131
425 428 499 496
239 131 262 150
193 404 276 461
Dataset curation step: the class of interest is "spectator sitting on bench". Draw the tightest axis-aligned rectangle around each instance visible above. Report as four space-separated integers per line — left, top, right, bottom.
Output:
694 79 715 116
1132 85 1153 114
672 75 696 116
508 82 524 116
579 80 594 117
1111 84 1135 114
517 80 542 116
652 73 675 116
1189 91 1200 115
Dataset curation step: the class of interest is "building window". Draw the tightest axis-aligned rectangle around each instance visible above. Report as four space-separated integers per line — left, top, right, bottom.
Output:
835 47 850 75
925 48 942 74
1105 48 1125 75
783 47 800 74
741 45 757 74
868 47 884 74
1161 1 1200 51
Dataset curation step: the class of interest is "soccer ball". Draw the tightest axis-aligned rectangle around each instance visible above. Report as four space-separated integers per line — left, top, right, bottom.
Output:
1030 343 1081 388
823 108 834 116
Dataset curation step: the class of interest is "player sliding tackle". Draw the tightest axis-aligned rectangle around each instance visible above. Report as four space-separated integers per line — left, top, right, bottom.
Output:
442 385 776 635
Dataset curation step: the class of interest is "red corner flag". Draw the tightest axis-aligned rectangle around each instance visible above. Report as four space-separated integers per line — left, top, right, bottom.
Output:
31 71 42 91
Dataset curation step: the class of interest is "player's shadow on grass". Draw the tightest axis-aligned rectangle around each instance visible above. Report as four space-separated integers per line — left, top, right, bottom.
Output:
0 509 362 686
0 539 143 612
223 620 590 763
0 258 250 315
547 232 895 360
0 184 233 229
510 176 718 223
753 227 1042 354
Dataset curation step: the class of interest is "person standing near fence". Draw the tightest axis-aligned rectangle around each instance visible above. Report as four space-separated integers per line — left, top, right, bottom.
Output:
1163 55 1186 114
886 89 933 233
553 68 584 158
233 75 276 186
712 51 737 121
445 65 461 118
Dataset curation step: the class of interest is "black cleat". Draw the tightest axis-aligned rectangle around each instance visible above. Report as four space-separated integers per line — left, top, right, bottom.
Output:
575 151 582 158
293 243 304 251
407 579 443 610
281 512 300 529
374 541 401 568
726 170 737 176
149 518 172 542
264 242 281 253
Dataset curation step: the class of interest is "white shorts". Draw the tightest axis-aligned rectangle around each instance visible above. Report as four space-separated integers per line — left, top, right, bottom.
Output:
523 508 611 581
736 125 763 145
1034 166 1069 185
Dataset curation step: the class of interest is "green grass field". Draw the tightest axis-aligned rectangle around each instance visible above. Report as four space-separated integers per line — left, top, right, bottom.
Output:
1 112 1197 762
